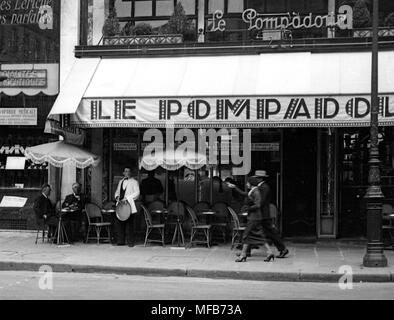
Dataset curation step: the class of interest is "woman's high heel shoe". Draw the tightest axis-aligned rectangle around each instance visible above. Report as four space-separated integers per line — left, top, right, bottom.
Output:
264 254 275 262
235 256 247 262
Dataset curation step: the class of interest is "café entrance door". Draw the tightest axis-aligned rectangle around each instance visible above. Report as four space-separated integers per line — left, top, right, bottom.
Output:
282 129 318 237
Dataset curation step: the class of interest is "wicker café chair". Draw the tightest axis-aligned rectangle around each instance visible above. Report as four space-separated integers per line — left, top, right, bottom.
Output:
141 204 165 247
85 203 111 244
227 206 246 250
211 202 229 243
186 205 212 248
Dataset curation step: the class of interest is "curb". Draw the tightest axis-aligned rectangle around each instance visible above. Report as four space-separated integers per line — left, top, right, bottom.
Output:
0 261 392 283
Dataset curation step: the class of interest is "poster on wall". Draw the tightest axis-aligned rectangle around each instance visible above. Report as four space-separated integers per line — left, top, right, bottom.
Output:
0 108 37 126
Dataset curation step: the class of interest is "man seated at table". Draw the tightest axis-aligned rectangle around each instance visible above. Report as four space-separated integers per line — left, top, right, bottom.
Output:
62 182 86 242
33 184 58 239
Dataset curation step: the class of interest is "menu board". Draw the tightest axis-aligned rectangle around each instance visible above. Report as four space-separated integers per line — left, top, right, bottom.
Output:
5 157 26 170
0 196 27 208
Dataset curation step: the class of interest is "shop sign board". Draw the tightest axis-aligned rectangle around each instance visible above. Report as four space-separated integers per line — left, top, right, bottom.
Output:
210 5 353 33
0 108 37 126
113 143 137 151
73 95 394 128
0 69 47 88
252 143 280 152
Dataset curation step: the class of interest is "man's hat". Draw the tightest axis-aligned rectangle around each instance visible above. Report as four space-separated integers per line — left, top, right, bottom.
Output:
253 170 269 178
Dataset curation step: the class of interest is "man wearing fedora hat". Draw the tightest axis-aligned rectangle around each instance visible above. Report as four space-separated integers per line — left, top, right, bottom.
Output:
253 170 289 259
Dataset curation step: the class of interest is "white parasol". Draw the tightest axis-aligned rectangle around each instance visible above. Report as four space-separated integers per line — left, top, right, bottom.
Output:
24 141 100 169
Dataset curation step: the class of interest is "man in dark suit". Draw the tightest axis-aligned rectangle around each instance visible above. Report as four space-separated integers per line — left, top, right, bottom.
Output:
62 182 86 242
33 184 58 238
140 170 163 204
254 170 289 259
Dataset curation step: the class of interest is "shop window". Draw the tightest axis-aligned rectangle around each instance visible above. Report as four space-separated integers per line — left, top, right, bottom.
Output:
338 127 394 237
114 0 133 18
265 0 286 13
208 0 224 14
0 130 52 189
157 0 175 16
105 0 197 39
135 1 153 16
227 0 243 13
178 0 195 15
306 0 327 13
0 0 60 63
287 0 305 12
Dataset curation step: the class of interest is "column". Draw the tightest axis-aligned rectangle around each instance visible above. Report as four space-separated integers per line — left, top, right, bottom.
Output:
60 0 80 85
327 0 336 38
197 0 205 43
318 128 337 238
90 129 104 205
93 0 106 45
61 163 76 202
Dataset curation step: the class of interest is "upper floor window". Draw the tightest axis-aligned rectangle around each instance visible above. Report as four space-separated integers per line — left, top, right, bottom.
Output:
0 0 60 63
108 0 197 36
205 0 329 42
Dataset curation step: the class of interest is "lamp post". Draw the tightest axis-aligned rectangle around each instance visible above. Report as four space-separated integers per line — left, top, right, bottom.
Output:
363 0 388 267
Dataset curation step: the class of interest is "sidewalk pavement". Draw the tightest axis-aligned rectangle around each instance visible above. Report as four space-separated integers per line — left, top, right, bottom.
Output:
0 231 394 283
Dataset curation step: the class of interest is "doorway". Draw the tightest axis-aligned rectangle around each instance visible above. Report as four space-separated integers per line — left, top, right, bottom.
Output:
282 129 318 237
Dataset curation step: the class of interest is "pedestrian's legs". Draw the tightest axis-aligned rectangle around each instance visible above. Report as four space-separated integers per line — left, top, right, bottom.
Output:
263 242 273 255
235 243 250 262
125 214 135 246
261 219 286 252
115 218 125 245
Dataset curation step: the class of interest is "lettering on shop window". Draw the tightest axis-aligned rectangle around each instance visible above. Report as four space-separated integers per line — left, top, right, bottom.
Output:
0 0 54 29
210 5 353 33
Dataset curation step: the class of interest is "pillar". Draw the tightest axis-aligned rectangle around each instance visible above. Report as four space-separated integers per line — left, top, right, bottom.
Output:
61 163 77 202
90 129 104 205
197 0 205 43
60 0 80 85
327 0 336 38
93 0 106 45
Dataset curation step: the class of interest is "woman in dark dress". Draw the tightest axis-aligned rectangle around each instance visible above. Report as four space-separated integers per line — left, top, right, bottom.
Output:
234 177 274 262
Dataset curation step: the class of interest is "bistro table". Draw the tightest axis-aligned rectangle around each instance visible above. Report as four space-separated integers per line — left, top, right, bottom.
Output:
151 209 168 224
201 211 217 246
101 208 116 243
201 211 216 225
54 208 77 246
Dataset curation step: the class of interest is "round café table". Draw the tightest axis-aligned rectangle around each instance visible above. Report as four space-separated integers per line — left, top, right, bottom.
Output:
201 211 215 225
54 208 77 246
151 209 168 224
101 208 116 243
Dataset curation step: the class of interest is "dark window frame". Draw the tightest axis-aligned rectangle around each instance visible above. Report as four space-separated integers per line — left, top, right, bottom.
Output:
112 0 198 23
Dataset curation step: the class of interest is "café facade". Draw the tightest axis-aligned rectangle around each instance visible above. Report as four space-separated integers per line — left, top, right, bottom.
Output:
45 0 394 239
0 0 60 229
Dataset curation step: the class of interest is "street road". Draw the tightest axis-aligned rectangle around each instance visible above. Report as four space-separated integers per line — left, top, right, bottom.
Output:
0 271 393 300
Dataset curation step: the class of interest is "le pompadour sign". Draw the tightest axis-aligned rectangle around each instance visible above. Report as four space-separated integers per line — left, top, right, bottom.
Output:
210 5 353 32
71 95 394 128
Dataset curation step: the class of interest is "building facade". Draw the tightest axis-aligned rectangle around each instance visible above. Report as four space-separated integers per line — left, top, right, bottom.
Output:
46 0 394 239
0 0 60 229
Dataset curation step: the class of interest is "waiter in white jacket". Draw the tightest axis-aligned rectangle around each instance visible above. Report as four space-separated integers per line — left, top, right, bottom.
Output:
114 167 140 246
